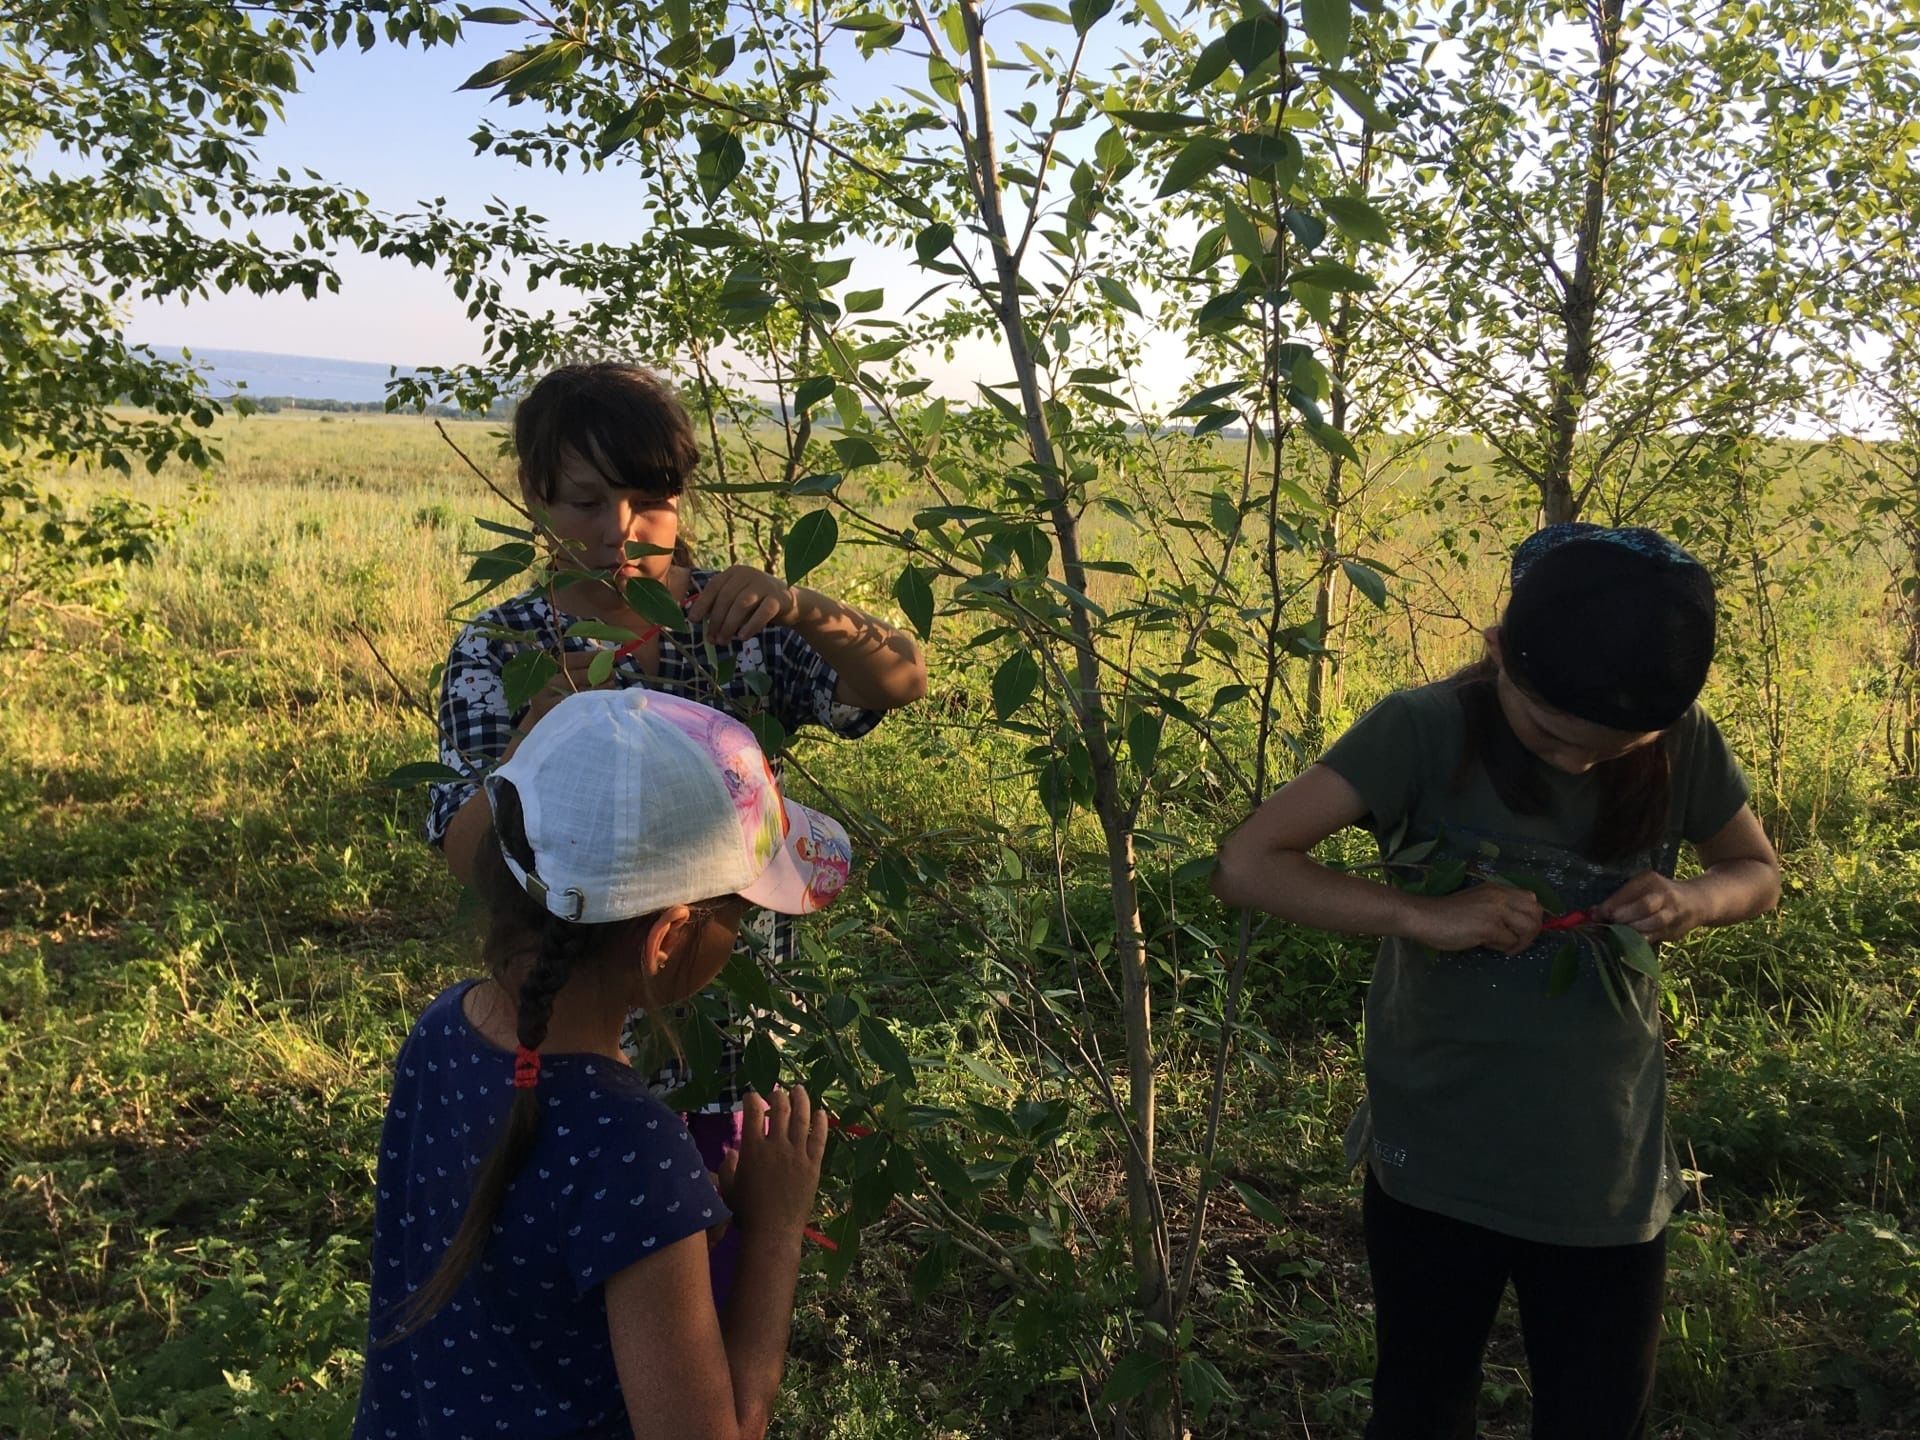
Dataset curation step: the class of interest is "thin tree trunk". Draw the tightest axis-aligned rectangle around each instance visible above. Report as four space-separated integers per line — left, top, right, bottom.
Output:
1541 0 1624 526
956 5 1175 1431
1906 519 1920 775
1306 276 1362 741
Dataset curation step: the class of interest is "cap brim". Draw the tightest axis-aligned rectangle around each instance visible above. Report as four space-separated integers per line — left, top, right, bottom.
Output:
737 798 852 915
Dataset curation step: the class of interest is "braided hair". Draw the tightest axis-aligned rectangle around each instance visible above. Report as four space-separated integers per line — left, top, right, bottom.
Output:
384 780 657 1340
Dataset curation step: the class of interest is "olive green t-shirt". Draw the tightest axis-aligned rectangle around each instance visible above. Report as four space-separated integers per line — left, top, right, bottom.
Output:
1321 679 1749 1246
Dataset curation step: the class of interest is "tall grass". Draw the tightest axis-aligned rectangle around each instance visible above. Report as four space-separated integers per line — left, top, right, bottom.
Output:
2 412 1915 1437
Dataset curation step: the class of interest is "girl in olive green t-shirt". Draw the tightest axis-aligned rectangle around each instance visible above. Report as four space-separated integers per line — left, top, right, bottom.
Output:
1215 525 1780 1440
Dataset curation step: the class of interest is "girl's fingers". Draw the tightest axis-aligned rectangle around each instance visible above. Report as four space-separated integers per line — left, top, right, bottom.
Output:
808 1107 829 1162
739 1092 769 1154
785 1084 811 1144
720 590 765 642
736 596 782 641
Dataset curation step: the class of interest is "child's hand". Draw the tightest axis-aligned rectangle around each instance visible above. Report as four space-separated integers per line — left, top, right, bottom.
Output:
686 565 800 644
1406 882 1544 954
731 1086 828 1240
1594 872 1700 944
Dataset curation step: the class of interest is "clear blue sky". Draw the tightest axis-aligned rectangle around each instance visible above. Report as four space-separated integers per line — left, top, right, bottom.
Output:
125 17 1195 402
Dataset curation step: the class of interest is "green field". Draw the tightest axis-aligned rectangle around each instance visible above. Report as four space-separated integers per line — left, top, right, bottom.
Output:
3 411 1917 1436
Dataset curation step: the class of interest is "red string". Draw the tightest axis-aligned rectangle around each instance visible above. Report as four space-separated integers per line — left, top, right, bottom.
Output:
512 1045 542 1089
803 1225 838 1251
1540 909 1593 933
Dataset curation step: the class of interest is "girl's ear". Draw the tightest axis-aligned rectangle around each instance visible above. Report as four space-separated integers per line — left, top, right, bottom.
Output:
1482 624 1506 668
638 905 695 981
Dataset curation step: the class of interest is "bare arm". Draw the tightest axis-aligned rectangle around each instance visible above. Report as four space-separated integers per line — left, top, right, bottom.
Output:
1594 803 1780 942
787 585 928 712
602 1227 809 1440
683 567 927 712
1211 764 1547 955
606 1089 825 1440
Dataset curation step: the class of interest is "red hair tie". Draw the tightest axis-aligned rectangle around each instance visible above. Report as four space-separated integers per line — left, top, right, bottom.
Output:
513 1046 542 1089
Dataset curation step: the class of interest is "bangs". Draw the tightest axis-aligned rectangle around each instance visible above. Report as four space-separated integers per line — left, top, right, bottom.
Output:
514 365 699 503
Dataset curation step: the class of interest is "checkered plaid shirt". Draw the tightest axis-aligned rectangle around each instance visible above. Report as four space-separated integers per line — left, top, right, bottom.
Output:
427 575 882 1111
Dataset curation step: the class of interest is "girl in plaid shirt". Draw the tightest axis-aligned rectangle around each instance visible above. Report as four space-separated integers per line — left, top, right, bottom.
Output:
426 363 925 1298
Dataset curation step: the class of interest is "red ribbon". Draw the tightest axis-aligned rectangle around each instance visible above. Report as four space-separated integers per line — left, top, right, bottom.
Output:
1540 909 1593 933
803 1225 838 1251
512 1045 542 1089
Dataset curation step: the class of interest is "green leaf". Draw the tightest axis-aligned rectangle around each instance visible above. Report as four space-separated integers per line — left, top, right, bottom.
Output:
1496 871 1564 913
1591 946 1628 1017
960 1054 1016 1090
586 648 615 685
791 472 844 497
500 649 559 711
1106 108 1207 131
832 436 884 470
1324 70 1398 131
457 46 545 91
1304 419 1359 464
1231 1178 1289 1227
975 382 1027 427
1547 940 1580 997
1186 35 1233 91
915 222 955 265
1209 489 1240 537
382 761 466 788
893 565 935 640
793 375 835 416
1157 137 1231 198
782 509 839 584
992 650 1041 721
1606 924 1662 982
743 1029 779 1094
858 1015 917 1090
843 287 885 313
915 1142 977 1200
1322 194 1390 244
695 127 747 202
1128 710 1162 775
461 7 530 23
1069 0 1114 33
1095 274 1143 317
1340 560 1387 609
1303 0 1351 65
1100 1350 1168 1408
1294 281 1334 327
746 711 790 758
1288 260 1375 292
1012 1 1073 18
623 576 686 629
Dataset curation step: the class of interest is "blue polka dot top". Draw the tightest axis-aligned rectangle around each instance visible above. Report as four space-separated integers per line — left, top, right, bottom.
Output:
353 981 726 1440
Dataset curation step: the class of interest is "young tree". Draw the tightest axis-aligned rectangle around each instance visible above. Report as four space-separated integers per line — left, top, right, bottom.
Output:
379 0 1396 1428
1387 0 1828 527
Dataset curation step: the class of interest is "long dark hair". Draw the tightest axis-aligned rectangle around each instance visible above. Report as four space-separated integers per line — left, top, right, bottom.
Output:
382 781 676 1341
514 363 700 567
1451 657 1672 862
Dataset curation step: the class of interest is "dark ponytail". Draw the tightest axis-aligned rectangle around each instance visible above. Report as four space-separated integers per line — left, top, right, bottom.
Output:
381 783 652 1342
1451 657 1671 863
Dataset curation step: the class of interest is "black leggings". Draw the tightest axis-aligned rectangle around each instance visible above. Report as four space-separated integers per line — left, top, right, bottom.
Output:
1362 1168 1667 1440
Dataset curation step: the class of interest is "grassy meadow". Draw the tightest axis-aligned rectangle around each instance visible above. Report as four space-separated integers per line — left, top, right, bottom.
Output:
3 410 1918 1437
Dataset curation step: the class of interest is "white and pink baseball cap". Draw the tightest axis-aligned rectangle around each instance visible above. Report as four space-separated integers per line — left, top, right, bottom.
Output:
485 688 852 923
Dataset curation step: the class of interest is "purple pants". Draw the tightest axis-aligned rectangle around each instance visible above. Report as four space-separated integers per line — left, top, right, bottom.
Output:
683 1110 744 1312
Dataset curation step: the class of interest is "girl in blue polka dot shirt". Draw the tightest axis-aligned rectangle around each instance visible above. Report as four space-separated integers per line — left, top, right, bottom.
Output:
355 688 854 1440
